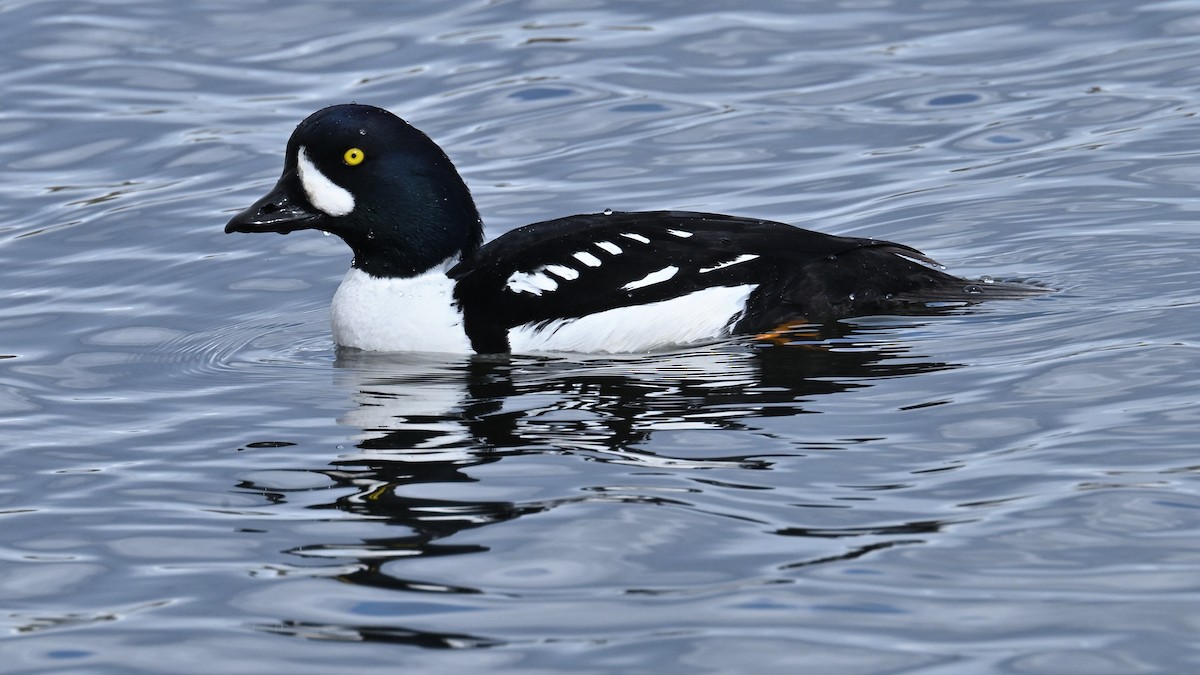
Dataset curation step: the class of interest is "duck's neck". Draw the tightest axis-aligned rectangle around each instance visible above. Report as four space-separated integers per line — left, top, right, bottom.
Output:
347 216 482 279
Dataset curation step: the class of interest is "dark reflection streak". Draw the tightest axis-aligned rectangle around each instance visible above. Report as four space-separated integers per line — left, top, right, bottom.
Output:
776 518 968 539
838 482 913 491
313 474 545 537
690 477 775 490
778 538 927 571
256 620 502 648
356 426 462 451
232 479 285 504
336 565 488 595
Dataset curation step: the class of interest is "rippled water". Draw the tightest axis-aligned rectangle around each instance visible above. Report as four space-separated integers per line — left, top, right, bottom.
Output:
3 1 1200 672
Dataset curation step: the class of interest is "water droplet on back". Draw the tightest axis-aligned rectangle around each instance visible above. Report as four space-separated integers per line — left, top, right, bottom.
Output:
964 284 983 294
603 208 613 216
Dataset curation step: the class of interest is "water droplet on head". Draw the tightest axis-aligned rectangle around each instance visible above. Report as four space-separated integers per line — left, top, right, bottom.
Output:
964 284 983 294
603 208 613 216
321 231 331 237
358 128 366 136
848 293 856 301
980 275 995 284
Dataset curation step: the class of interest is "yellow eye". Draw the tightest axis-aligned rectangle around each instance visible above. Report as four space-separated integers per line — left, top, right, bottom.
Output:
343 148 365 166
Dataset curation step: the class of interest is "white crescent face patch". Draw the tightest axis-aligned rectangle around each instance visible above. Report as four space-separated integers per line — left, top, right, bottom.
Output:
297 145 355 217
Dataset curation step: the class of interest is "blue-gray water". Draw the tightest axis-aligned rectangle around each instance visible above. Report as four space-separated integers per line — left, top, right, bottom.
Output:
2 1 1199 672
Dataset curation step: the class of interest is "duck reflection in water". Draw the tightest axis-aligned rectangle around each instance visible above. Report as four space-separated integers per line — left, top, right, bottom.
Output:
245 320 980 645
267 325 946 568
331 320 955 461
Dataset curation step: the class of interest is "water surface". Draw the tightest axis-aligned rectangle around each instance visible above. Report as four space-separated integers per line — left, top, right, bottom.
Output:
2 1 1199 672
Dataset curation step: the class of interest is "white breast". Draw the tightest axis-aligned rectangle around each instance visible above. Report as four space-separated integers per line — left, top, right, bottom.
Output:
331 266 473 353
508 284 757 354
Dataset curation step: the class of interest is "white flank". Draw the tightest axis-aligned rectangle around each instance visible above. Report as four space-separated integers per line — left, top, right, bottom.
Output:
505 269 559 295
508 284 757 354
297 146 354 217
572 251 603 267
699 254 760 273
331 266 472 353
667 229 693 238
620 232 650 244
544 264 580 280
595 240 622 255
622 266 678 291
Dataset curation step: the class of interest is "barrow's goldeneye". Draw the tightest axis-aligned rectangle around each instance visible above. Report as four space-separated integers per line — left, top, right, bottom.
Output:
225 103 1036 354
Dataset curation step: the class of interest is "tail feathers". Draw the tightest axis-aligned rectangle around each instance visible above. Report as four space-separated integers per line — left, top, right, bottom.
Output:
741 243 1049 331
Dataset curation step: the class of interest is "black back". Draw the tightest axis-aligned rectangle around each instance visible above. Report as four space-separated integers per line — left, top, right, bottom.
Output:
449 211 969 353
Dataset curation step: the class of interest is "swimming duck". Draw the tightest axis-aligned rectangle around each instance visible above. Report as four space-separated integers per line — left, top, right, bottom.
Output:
226 103 1030 354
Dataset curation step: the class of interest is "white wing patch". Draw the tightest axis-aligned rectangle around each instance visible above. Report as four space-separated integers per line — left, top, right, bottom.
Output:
595 240 622 255
506 269 559 295
667 229 693 238
573 251 602 267
699 254 760 273
508 284 758 354
297 146 354 217
620 232 650 244
544 264 580 280
622 266 679 291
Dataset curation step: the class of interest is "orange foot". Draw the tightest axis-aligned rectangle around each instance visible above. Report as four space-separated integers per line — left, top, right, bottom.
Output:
752 320 819 346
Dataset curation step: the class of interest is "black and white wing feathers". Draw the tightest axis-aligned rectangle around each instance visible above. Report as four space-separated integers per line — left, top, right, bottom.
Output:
449 211 988 353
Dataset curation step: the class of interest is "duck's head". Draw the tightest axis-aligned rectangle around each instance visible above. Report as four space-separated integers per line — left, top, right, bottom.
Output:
225 104 483 278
